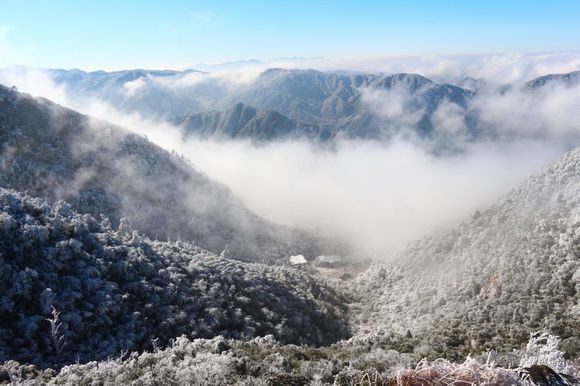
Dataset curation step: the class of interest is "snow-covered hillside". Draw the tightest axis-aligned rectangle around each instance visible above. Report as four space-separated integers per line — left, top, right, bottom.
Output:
0 188 349 367
352 147 580 359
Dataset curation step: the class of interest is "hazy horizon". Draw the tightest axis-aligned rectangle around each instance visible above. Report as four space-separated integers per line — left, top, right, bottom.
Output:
2 0 580 70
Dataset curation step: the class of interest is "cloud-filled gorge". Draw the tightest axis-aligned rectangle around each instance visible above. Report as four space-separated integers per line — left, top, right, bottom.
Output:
176 138 565 255
0 59 578 257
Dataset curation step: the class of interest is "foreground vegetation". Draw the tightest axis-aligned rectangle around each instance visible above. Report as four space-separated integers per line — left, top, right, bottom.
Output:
1 333 577 385
0 188 349 368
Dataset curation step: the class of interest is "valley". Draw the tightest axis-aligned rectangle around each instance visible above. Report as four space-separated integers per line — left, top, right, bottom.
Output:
0 69 578 384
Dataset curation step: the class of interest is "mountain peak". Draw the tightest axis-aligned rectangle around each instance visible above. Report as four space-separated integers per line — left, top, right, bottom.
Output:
523 70 580 90
374 73 434 91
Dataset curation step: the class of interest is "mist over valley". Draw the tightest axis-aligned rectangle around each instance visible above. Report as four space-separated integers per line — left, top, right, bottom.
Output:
0 2 579 384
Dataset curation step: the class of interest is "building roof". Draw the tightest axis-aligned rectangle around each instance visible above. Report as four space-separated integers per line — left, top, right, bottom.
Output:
289 254 307 265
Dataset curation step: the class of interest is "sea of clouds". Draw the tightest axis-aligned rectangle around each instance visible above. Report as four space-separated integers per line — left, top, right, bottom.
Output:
1 52 579 255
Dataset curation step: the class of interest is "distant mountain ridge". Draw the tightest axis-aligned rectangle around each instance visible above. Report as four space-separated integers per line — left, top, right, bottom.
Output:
522 70 580 90
197 69 476 142
222 70 472 121
172 102 326 141
31 66 580 144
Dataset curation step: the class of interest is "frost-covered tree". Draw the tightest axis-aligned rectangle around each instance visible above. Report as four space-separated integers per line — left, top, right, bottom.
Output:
0 188 349 367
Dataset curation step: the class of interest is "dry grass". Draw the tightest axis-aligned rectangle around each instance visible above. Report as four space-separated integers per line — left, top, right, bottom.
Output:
335 358 527 386
391 359 525 386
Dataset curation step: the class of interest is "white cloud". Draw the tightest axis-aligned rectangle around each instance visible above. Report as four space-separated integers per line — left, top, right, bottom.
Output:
147 66 264 90
472 83 580 138
123 77 147 96
0 66 69 104
360 87 424 128
431 101 467 136
173 138 564 256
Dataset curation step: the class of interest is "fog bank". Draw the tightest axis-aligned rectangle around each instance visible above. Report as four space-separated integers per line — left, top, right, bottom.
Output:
173 138 564 255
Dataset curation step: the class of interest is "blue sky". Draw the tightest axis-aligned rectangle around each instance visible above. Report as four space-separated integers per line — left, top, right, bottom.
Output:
1 0 580 70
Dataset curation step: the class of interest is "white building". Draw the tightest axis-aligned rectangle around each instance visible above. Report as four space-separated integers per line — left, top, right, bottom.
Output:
289 254 307 266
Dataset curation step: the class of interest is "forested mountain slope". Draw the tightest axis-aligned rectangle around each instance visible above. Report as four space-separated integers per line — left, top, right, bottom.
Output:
351 147 580 359
0 188 350 367
221 69 475 140
523 70 580 90
172 102 326 141
0 85 327 261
